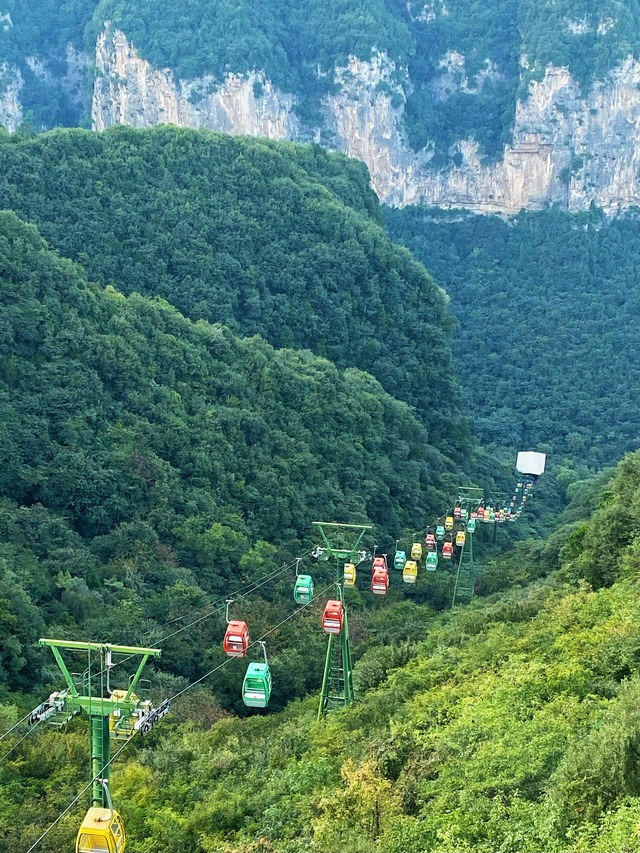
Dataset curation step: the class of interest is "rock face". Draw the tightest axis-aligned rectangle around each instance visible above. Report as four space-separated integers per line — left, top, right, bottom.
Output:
92 26 640 213
92 27 299 139
0 64 23 131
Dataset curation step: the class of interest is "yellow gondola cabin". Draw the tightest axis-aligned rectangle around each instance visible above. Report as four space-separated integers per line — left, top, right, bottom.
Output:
76 808 126 853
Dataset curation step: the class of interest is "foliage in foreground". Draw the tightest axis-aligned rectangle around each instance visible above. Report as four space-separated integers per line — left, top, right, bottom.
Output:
2 453 638 852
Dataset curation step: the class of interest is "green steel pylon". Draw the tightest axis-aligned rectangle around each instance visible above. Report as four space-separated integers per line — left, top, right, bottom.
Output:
452 531 476 607
313 522 371 719
33 639 162 807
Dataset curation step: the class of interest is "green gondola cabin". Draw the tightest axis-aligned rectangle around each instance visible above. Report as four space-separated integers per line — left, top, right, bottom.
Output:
426 551 438 570
435 525 446 541
242 662 272 708
294 574 314 603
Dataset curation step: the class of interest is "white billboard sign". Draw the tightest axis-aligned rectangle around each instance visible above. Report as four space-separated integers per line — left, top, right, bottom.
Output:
516 451 546 476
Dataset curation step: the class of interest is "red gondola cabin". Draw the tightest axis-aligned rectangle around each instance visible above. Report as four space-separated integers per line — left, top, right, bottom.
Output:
442 542 454 559
371 567 389 595
223 620 250 657
453 506 462 519
425 533 436 550
322 600 345 634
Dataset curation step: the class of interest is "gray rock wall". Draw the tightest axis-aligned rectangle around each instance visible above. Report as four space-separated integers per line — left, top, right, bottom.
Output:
86 25 639 213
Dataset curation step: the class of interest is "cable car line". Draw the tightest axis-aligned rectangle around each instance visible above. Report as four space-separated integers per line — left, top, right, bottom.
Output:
0 709 34 743
21 461 543 851
68 548 320 693
0 718 43 763
23 582 338 853
168 580 337 702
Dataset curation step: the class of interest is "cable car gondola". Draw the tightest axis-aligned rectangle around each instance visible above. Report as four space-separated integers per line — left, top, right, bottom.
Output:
426 551 438 570
293 560 314 604
442 541 453 559
455 531 466 547
242 642 272 708
445 516 454 531
411 542 423 560
425 533 436 551
453 505 462 520
343 562 356 587
371 567 389 595
403 560 418 583
322 599 344 634
435 525 446 542
466 518 476 533
393 550 406 571
223 601 250 657
76 807 125 853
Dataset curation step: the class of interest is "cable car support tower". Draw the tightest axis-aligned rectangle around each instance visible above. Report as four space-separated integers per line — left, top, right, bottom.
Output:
313 522 371 719
451 487 483 608
28 639 169 850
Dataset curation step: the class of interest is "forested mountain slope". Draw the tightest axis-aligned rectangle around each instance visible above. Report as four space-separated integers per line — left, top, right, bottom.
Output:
385 205 640 469
3 448 637 852
0 208 472 698
0 126 466 450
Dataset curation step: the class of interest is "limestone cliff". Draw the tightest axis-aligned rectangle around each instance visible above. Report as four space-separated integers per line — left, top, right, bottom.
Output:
0 64 23 131
92 27 298 139
91 26 640 213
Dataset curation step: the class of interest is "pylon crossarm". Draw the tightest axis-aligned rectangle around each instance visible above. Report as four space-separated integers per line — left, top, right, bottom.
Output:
39 639 161 656
312 522 372 561
123 654 150 702
48 645 78 696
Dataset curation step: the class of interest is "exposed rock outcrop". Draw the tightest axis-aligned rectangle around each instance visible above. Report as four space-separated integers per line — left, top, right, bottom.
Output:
0 64 23 132
92 27 299 139
91 26 640 213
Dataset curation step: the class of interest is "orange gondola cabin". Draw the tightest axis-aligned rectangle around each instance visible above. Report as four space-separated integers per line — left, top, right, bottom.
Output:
371 567 389 595
322 600 345 634
223 620 250 657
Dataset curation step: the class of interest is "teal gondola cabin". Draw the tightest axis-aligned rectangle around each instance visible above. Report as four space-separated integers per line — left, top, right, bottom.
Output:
242 662 272 708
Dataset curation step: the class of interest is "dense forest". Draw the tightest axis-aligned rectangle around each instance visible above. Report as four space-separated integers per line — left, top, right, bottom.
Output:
0 126 467 452
0 207 478 703
2 442 637 852
384 205 639 470
2 0 637 161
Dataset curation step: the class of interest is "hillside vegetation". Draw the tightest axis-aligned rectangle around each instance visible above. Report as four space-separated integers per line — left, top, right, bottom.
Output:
3 451 637 852
385 205 639 470
0 208 472 701
0 126 465 450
